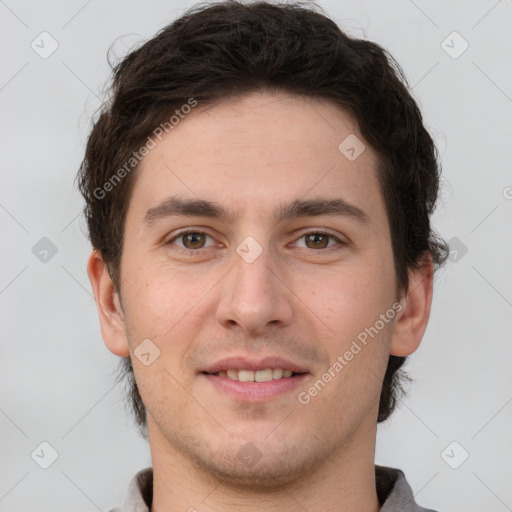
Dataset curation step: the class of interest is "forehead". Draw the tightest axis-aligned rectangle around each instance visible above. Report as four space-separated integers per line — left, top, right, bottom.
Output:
128 91 385 228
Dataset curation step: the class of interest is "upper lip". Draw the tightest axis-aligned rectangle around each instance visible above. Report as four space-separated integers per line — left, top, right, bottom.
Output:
202 356 309 374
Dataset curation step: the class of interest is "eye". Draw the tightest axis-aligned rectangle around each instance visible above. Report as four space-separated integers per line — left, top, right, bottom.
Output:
293 230 345 250
166 230 216 251
165 229 346 253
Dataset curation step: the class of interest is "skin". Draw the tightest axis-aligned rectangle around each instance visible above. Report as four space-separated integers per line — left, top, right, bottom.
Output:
88 90 433 512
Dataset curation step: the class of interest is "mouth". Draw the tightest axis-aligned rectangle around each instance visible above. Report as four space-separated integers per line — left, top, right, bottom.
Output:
199 357 310 402
202 368 304 382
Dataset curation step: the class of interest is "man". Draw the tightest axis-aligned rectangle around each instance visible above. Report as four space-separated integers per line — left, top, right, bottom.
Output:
78 1 447 510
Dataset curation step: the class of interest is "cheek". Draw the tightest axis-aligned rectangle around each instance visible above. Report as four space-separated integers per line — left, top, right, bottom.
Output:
121 262 217 379
130 359 184 427
305 258 395 390
313 321 394 428
121 260 194 335
310 262 393 334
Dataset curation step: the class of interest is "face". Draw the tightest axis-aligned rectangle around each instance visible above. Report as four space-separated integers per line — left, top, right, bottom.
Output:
96 91 409 488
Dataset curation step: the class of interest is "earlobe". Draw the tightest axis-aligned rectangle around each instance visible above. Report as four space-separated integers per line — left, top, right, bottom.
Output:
87 250 130 357
390 256 434 357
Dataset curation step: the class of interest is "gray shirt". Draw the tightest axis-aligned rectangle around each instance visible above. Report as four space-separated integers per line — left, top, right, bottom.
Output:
109 465 438 512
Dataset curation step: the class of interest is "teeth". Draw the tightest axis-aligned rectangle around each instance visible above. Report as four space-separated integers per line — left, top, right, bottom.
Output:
255 369 273 382
272 368 284 379
215 368 296 382
227 369 238 380
238 370 254 382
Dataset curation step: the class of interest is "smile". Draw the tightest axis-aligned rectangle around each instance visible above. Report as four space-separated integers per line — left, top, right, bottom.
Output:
201 370 310 402
210 368 296 381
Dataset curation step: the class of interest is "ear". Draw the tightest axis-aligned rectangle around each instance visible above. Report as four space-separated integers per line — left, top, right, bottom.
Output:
87 250 130 357
390 255 434 357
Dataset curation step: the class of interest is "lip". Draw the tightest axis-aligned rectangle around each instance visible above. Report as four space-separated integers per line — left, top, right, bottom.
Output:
200 372 310 402
201 355 309 374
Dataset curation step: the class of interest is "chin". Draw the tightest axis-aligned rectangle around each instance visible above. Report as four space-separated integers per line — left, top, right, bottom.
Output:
176 433 330 491
203 450 320 491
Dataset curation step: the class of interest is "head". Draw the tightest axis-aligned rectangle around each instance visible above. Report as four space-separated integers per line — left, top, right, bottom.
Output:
79 0 447 487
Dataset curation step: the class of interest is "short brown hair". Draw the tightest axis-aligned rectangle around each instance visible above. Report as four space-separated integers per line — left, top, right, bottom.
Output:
77 0 448 437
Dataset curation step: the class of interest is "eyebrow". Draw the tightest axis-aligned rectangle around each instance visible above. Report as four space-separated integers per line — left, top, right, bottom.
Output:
142 196 370 227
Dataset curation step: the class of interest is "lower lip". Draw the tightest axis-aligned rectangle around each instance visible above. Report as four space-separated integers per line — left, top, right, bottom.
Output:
201 373 309 402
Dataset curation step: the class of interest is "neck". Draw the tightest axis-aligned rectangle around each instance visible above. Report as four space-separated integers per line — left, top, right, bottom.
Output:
149 419 381 512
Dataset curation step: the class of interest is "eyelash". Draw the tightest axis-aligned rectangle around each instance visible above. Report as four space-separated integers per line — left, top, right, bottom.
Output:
165 228 346 254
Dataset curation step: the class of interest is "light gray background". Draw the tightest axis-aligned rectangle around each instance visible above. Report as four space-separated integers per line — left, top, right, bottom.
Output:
1 0 511 510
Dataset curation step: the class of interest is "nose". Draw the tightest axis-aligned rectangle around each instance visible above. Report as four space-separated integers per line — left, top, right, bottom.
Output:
215 243 294 336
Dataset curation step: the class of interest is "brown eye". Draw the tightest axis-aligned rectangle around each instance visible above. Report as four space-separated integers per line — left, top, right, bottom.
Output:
181 232 206 249
296 231 345 250
304 233 330 249
167 230 215 251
